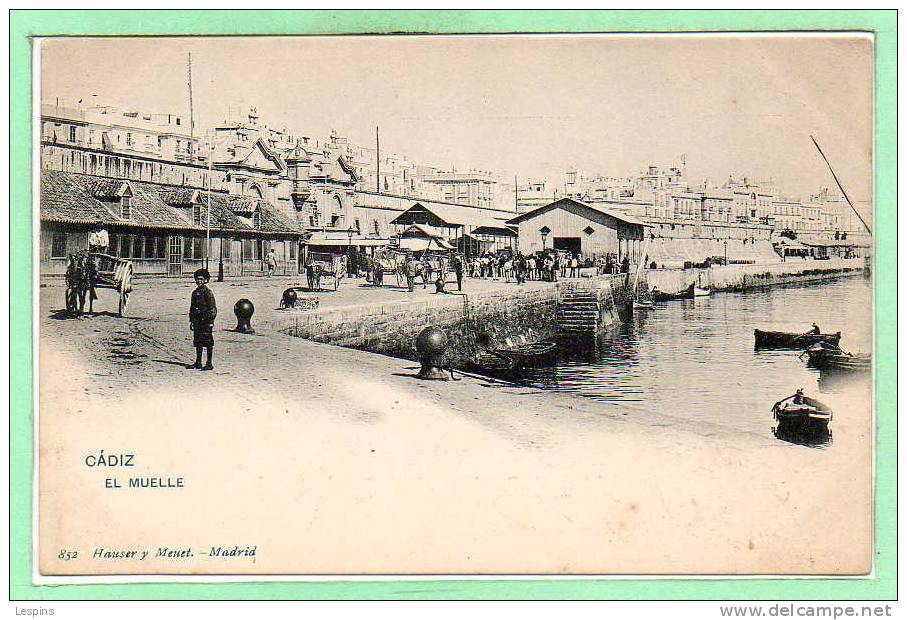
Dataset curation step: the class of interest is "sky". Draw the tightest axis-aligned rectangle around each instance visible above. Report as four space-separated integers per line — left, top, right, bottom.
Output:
40 35 873 203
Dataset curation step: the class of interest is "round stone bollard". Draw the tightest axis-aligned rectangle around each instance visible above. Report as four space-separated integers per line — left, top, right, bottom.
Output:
234 298 256 334
281 288 298 309
414 326 449 380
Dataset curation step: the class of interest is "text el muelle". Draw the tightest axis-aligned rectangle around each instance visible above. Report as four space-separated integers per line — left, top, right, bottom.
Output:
84 450 185 489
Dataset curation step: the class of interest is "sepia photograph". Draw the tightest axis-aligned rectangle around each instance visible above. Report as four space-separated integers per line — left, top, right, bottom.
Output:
33 32 876 578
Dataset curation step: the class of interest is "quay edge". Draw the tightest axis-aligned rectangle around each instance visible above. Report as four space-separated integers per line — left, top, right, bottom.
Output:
280 258 866 368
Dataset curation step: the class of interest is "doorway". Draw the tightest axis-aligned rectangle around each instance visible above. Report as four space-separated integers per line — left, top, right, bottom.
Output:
168 236 182 276
553 237 581 254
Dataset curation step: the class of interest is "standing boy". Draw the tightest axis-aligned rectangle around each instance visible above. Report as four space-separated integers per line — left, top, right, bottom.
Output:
188 268 217 371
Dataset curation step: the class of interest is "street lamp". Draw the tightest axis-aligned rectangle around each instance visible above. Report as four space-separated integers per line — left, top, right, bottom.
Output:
346 226 355 277
723 240 728 265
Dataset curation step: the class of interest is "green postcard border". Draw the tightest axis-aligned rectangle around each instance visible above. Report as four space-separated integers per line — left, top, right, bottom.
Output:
9 9 897 601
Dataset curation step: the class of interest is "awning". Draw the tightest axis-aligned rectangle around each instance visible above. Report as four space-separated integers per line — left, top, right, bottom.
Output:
305 232 390 247
471 225 518 237
398 237 454 252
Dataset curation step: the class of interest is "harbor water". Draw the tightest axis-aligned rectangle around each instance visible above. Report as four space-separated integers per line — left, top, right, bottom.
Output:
516 276 873 445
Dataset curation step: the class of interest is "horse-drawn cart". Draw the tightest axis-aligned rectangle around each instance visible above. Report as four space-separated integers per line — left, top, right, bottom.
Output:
66 252 133 316
304 252 345 291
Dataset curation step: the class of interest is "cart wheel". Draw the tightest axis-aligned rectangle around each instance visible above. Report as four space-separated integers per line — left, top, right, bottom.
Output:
118 265 133 317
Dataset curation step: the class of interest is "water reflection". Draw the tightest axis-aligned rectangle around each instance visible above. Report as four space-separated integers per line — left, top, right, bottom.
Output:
772 421 833 448
511 277 872 445
815 367 872 394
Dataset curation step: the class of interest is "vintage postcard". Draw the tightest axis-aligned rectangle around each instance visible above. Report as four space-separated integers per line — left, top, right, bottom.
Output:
34 32 876 578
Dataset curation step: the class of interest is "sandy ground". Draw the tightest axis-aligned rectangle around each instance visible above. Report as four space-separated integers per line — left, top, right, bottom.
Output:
36 277 872 575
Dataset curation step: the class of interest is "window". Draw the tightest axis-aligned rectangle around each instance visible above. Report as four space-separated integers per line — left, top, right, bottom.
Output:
193 202 203 226
176 118 181 126
144 236 156 259
157 136 163 148
69 126 76 142
354 218 361 232
223 239 232 260
126 133 133 146
242 238 257 260
50 231 67 258
288 241 296 260
373 219 381 235
155 236 166 259
120 196 132 220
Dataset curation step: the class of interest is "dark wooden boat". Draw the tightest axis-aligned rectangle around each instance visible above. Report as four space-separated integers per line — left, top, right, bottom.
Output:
815 351 871 372
492 341 559 368
802 342 870 370
651 283 694 302
754 328 841 349
772 392 832 430
801 342 842 367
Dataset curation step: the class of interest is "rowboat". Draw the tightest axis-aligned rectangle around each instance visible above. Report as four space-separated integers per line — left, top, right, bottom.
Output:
801 342 869 370
492 341 559 368
772 391 832 430
754 328 841 349
633 300 655 310
813 350 871 372
693 286 711 297
468 351 516 373
651 284 694 302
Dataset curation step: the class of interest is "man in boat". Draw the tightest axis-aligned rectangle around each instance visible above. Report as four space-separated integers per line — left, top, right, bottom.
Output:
809 323 820 335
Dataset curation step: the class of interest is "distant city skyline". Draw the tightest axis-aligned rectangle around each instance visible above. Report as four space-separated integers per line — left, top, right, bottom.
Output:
40 35 873 205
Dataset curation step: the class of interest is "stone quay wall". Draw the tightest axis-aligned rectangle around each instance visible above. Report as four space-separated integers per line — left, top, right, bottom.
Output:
282 275 632 367
281 259 863 367
642 258 865 297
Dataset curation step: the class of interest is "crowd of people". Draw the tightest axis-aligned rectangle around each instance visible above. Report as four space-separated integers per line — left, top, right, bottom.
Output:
464 250 630 283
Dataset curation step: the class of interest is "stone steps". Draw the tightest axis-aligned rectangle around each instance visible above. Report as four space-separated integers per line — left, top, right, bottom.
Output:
556 292 601 335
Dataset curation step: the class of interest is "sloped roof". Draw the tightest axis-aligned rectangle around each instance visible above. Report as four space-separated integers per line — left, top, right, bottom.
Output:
87 178 131 199
161 188 201 206
40 170 302 236
390 201 515 228
506 197 650 227
216 137 286 173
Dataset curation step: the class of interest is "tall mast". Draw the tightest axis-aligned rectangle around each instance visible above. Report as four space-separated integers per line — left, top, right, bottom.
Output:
375 126 380 193
810 135 871 235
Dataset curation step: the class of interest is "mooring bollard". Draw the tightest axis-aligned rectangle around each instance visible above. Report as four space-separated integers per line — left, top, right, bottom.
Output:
415 326 449 380
281 288 298 309
234 298 255 333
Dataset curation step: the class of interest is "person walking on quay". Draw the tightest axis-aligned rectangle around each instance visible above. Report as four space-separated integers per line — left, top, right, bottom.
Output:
188 268 217 371
265 248 278 277
422 255 433 289
452 254 464 291
621 255 631 274
404 255 416 292
372 257 384 287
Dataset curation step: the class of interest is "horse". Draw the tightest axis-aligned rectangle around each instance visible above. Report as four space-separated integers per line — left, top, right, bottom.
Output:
305 263 323 291
64 252 97 315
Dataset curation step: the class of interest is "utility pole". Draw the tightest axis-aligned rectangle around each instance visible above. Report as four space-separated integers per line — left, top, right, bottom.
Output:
375 126 380 193
514 175 519 211
187 52 195 158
